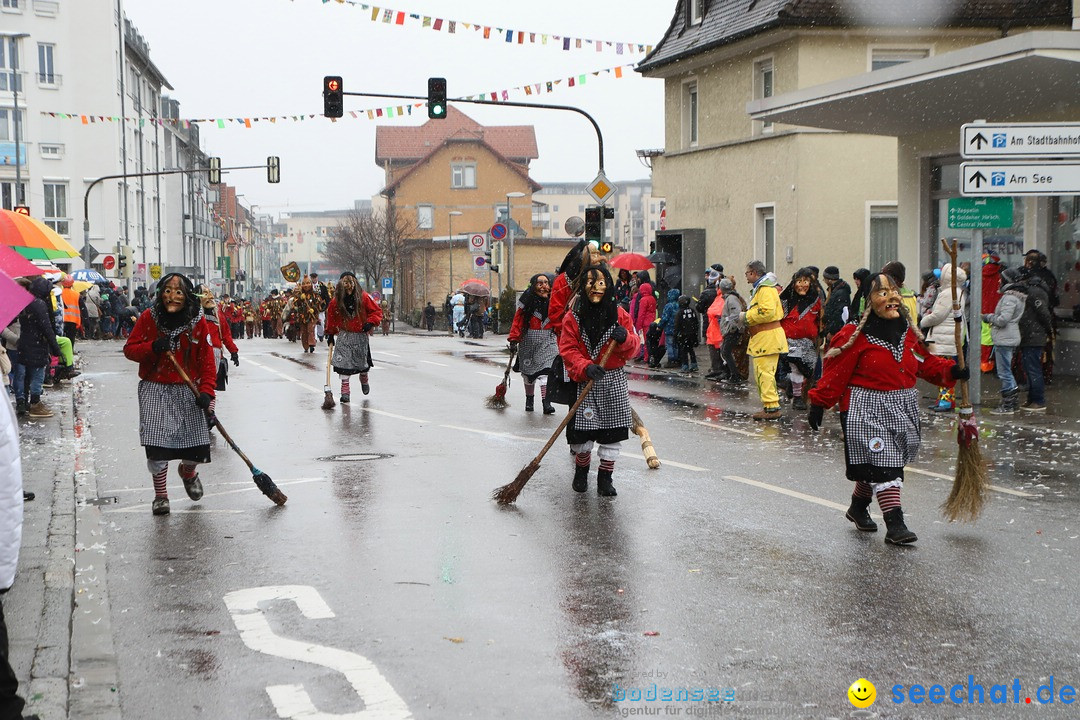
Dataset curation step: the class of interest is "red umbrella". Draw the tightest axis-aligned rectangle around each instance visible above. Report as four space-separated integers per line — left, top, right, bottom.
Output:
609 252 655 272
0 243 45 279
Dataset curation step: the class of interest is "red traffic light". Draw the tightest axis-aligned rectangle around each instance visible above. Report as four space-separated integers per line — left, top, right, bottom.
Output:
13 206 30 216
326 78 340 92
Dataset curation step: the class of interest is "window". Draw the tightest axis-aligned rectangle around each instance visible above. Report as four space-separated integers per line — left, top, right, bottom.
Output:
417 204 434 230
871 48 930 72
37 43 55 85
39 143 63 159
43 181 68 235
754 59 774 133
1 181 27 210
0 37 22 92
552 204 559 212
756 205 775 271
868 206 898 273
451 163 476 189
687 0 704 25
682 80 698 148
1 0 20 10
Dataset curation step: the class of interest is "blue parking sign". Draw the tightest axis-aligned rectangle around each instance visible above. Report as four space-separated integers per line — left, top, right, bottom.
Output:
381 277 393 290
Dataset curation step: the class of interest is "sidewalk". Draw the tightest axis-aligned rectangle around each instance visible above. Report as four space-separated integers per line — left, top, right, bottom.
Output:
10 379 76 720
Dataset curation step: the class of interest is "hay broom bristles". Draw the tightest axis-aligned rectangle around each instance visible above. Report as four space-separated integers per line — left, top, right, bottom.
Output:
630 407 661 470
485 351 516 409
493 341 617 504
940 238 988 522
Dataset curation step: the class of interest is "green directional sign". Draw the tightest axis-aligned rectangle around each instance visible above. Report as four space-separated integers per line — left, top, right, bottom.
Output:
947 197 1014 229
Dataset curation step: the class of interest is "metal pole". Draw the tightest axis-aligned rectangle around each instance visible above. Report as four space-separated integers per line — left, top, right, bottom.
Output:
969 230 983 405
507 196 514 290
12 60 22 205
448 213 454 295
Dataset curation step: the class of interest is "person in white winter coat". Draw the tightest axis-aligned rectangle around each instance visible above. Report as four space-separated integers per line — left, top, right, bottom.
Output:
920 262 967 412
0 383 29 718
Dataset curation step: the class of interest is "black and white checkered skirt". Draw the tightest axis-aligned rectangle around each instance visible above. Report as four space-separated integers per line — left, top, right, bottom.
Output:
843 386 921 468
138 380 211 460
519 327 558 379
332 330 372 375
572 368 632 430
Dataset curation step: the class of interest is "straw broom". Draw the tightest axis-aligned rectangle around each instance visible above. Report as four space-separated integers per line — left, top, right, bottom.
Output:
321 343 335 410
485 350 516 409
493 340 617 504
940 238 988 522
630 407 661 469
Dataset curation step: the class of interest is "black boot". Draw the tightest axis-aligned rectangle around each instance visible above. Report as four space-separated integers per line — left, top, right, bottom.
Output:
525 395 535 412
845 495 877 532
572 464 589 492
542 399 556 415
883 508 917 545
596 469 617 497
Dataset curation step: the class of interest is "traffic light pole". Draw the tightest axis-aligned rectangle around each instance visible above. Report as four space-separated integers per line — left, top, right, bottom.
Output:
82 163 270 279
345 92 607 173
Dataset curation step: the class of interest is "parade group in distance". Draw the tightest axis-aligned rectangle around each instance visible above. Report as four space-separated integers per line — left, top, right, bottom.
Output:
4 245 1061 542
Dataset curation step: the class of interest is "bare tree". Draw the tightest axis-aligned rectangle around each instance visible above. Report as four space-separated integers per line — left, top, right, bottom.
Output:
324 203 416 303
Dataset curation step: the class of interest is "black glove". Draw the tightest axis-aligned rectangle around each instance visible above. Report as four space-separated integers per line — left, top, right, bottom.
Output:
807 404 824 431
612 326 628 344
325 334 335 346
584 364 606 382
151 337 171 354
950 364 970 381
231 352 240 367
362 322 375 333
508 340 519 352
196 392 213 410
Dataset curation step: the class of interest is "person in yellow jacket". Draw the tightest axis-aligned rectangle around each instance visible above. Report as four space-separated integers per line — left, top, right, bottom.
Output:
741 260 788 420
60 276 82 347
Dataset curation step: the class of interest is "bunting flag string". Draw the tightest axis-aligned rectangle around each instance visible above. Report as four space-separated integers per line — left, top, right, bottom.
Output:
294 0 655 56
41 63 637 128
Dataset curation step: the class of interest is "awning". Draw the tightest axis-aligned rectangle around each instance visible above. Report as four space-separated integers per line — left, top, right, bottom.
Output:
747 31 1080 137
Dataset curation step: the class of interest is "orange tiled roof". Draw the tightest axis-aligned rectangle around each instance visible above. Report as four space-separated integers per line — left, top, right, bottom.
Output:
376 106 538 164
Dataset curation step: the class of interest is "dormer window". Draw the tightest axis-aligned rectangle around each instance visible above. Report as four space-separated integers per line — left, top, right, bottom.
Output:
688 0 705 26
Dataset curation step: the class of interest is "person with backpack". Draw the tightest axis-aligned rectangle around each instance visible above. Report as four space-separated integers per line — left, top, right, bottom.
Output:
1017 268 1053 412
982 268 1026 415
673 295 700 371
659 288 681 367
718 278 747 385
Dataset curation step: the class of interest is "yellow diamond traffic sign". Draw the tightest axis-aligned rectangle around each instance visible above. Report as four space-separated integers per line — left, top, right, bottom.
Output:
587 172 617 205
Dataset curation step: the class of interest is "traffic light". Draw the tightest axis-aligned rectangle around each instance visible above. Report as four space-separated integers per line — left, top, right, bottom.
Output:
585 206 602 244
491 241 503 273
323 75 344 118
12 205 29 216
117 244 133 279
599 240 614 254
427 77 447 119
208 157 221 185
267 156 280 184
484 246 493 269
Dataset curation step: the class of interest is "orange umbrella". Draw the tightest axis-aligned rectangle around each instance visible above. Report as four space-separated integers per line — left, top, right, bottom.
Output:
0 209 80 261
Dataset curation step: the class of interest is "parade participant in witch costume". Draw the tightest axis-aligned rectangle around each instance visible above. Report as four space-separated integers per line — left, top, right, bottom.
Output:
547 239 590 336
198 286 240 407
324 271 382 402
807 273 968 545
508 273 559 414
558 264 640 496
284 276 325 353
778 267 822 411
123 273 216 516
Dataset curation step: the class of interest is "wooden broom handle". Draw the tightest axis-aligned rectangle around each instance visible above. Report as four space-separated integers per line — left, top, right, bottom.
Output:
941 238 970 407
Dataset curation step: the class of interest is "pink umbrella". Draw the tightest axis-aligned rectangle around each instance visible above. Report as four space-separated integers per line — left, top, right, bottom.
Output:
0 269 34 329
0 243 44 279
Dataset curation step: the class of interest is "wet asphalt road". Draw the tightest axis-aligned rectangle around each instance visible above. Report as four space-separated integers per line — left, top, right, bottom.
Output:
73 333 1080 719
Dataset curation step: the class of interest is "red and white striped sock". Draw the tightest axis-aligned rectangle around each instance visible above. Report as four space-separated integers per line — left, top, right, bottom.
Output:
853 481 873 499
523 382 535 397
341 377 351 395
599 458 615 474
574 451 591 468
178 463 197 480
539 382 548 400
153 467 168 498
359 373 369 385
876 486 902 512
208 397 216 415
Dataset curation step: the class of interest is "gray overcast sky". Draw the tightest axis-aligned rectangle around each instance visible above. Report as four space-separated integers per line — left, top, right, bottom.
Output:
122 0 674 214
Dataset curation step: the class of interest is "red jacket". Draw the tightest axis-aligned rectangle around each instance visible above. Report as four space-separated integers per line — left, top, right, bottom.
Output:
558 305 640 382
508 306 551 341
206 313 238 354
780 298 822 341
547 273 572 336
123 310 217 396
633 283 656 332
808 324 955 412
325 292 382 335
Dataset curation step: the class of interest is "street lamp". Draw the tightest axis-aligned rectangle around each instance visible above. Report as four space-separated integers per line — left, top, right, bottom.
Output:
505 191 526 289
1 33 30 207
448 210 462 298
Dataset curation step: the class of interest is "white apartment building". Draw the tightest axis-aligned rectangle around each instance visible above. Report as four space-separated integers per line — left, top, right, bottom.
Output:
533 180 664 253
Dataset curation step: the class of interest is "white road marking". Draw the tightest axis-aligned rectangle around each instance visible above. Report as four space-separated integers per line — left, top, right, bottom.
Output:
904 466 1036 497
420 360 448 367
377 352 401 358
476 371 504 379
224 586 412 720
723 475 848 511
106 478 325 513
674 417 761 438
364 407 429 424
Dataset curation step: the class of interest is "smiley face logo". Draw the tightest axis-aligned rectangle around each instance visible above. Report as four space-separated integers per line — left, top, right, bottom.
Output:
847 678 876 708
